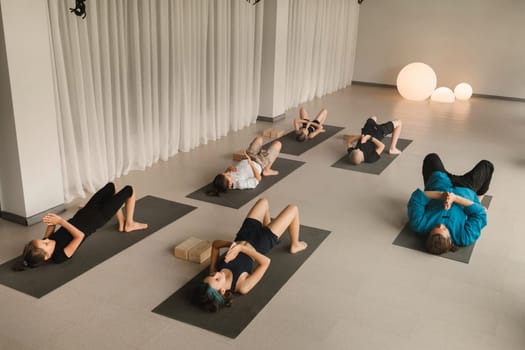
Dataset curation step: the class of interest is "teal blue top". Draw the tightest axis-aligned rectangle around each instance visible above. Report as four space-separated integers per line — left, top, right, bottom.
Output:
407 171 487 246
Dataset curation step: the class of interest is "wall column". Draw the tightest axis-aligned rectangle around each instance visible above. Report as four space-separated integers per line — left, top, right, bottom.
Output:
0 0 64 225
257 0 289 122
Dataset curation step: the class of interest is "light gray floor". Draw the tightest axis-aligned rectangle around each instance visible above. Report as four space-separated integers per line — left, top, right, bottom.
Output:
1 84 524 350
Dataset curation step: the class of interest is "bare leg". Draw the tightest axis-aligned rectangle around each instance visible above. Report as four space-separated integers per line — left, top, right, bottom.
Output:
344 134 360 147
267 204 307 254
246 198 271 226
371 115 378 122
388 120 402 155
299 107 308 120
123 188 148 232
262 141 281 176
314 108 328 125
116 209 125 232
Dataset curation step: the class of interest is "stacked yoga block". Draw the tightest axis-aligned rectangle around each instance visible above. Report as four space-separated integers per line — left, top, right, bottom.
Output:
262 128 284 138
174 237 211 264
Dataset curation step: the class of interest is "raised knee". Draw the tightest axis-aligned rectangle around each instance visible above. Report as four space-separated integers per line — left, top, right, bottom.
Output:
254 136 263 143
287 204 298 215
273 140 282 149
122 185 134 198
256 198 269 208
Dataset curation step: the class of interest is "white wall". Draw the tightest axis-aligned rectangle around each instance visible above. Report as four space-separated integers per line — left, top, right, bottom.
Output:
353 0 525 99
0 0 64 223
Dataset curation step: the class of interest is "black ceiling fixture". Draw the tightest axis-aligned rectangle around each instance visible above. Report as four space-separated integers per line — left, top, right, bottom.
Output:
246 0 262 5
70 0 87 19
358 0 365 4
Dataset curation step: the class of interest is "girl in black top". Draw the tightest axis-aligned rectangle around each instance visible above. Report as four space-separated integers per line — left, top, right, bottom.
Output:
293 107 328 142
194 198 308 312
14 182 147 270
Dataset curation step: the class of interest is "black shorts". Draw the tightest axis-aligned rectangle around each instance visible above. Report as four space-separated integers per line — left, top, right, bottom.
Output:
234 218 280 254
362 118 394 140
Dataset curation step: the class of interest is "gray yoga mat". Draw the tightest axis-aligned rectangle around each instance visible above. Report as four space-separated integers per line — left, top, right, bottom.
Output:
263 125 345 156
331 138 412 175
186 157 305 209
152 223 331 339
0 196 196 298
392 195 492 263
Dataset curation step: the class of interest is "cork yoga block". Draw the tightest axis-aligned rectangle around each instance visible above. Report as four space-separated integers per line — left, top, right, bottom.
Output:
188 240 212 264
174 237 211 264
262 128 284 139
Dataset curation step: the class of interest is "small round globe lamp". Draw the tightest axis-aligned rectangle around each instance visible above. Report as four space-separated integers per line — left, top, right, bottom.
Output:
454 83 473 100
431 87 455 103
396 62 437 101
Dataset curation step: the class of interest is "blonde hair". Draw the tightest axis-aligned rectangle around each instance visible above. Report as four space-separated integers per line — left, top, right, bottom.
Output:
348 149 364 165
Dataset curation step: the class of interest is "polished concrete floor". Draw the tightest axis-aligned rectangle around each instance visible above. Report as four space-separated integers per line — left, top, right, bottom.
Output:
1 84 524 350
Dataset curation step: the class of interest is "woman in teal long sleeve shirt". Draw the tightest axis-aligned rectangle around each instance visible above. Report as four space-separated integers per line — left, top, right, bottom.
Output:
407 153 494 254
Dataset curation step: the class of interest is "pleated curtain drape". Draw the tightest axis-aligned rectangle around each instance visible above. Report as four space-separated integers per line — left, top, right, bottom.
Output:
285 0 359 107
47 0 263 201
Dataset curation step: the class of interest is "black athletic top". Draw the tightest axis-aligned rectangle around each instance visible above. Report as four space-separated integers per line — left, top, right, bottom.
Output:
347 140 380 163
216 253 253 292
48 207 105 264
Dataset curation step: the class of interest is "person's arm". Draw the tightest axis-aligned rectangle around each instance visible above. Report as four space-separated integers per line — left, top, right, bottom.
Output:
225 166 237 173
407 189 432 234
227 243 271 294
42 213 85 258
308 124 325 139
209 240 233 274
43 223 56 239
455 200 487 246
370 137 385 155
244 151 262 182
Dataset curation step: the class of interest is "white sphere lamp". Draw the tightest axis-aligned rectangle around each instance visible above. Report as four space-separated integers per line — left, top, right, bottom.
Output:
431 87 455 103
396 62 437 101
454 83 473 100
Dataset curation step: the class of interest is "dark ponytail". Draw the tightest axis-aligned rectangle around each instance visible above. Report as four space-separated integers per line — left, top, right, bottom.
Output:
12 241 46 271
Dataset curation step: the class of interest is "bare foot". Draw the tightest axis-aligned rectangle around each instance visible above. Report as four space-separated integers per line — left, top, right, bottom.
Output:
123 221 148 233
290 241 308 254
389 148 401 155
262 168 279 176
118 223 125 232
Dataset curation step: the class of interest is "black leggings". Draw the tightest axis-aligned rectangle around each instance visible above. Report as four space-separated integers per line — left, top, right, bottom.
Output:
77 183 133 232
422 153 494 196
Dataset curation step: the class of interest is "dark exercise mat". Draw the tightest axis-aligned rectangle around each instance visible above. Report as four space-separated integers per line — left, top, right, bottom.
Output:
0 196 196 298
264 125 345 156
331 137 412 175
186 157 305 209
152 223 331 339
392 195 492 264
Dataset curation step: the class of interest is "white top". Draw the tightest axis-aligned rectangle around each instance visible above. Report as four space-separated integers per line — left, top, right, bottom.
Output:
231 159 262 190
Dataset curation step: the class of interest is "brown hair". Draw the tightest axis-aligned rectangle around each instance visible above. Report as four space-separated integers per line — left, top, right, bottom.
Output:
425 234 457 255
206 174 229 196
12 241 47 271
193 282 234 312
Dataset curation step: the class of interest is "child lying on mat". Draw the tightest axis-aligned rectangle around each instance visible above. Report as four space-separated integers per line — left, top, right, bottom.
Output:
209 136 281 195
293 107 328 142
193 198 307 312
407 153 494 255
344 116 403 164
13 183 148 271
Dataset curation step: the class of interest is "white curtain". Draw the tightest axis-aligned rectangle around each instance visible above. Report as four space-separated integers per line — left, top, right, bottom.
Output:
285 0 359 107
47 0 263 201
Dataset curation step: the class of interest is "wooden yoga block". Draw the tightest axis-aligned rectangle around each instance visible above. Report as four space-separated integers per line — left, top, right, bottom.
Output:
232 149 246 161
188 240 212 264
270 128 284 138
174 237 201 260
262 127 274 137
262 127 284 139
